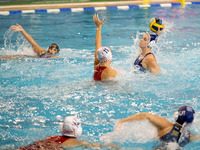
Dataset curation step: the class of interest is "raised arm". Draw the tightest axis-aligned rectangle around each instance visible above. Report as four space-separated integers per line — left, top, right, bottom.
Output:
11 24 45 55
145 27 163 75
93 14 104 68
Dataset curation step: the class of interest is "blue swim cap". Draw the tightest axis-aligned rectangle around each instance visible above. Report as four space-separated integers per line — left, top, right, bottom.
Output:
176 106 195 125
147 32 158 48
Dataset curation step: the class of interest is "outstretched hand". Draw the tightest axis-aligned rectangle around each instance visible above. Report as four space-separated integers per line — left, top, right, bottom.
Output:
93 13 104 27
156 26 164 36
11 24 24 32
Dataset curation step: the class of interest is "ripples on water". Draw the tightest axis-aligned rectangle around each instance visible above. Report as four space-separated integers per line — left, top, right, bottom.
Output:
0 5 200 150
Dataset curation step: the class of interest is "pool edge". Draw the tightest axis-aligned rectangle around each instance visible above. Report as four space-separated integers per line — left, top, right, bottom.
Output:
0 0 200 15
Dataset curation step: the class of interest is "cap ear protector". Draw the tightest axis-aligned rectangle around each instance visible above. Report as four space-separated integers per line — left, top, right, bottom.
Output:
147 32 158 48
174 111 179 122
149 17 164 33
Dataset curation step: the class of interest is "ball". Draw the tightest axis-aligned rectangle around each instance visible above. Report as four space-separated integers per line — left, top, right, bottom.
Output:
149 17 164 33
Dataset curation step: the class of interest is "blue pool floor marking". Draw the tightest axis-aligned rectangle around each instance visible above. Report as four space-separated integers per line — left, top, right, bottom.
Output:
0 2 199 15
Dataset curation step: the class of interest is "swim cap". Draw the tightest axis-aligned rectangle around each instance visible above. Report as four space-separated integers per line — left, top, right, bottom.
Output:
147 32 158 48
97 47 112 62
149 17 164 33
60 115 82 137
174 106 195 125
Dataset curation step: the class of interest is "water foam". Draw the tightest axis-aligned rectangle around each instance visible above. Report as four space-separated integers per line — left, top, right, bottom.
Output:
1 28 36 56
100 120 158 145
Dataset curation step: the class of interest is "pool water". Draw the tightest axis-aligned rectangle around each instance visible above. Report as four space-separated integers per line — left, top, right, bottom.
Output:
0 4 200 150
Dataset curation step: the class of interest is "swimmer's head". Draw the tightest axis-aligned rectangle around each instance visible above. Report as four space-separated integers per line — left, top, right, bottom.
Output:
47 43 60 55
60 115 82 138
97 47 112 63
174 105 195 126
139 33 150 48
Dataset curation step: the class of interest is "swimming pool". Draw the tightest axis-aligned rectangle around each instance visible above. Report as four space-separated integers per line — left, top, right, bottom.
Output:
0 3 200 150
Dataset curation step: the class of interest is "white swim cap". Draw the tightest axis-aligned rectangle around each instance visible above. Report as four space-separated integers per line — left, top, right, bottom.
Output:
97 47 112 62
60 115 82 137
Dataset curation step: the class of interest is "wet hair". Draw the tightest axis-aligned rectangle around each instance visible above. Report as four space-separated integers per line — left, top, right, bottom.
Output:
48 43 60 53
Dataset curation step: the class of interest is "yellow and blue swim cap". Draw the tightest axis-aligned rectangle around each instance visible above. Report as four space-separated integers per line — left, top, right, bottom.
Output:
149 17 164 33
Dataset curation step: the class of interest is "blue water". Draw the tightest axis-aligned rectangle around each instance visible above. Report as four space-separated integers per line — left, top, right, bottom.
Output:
0 4 200 150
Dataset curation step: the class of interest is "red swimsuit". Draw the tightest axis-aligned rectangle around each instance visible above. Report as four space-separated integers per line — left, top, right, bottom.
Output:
93 65 107 81
18 136 70 150
46 136 70 143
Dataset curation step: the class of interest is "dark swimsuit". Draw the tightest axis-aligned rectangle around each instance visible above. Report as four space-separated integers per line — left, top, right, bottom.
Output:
39 53 51 58
159 125 190 147
93 65 107 81
134 52 154 72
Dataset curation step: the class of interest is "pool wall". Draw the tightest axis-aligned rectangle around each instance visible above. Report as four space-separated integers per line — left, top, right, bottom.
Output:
0 0 200 15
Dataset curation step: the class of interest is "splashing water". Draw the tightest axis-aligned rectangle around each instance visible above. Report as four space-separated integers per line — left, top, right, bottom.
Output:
4 28 14 51
1 28 35 56
100 120 158 145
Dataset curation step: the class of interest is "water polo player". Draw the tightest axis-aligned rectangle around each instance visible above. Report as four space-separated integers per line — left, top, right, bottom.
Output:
93 14 117 81
115 105 200 149
18 115 119 149
134 17 164 75
10 24 60 58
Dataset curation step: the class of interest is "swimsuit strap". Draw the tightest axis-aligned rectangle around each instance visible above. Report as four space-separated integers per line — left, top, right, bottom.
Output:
160 125 181 143
138 52 154 63
39 53 51 58
96 64 107 70
134 52 155 72
97 64 100 69
93 65 107 81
